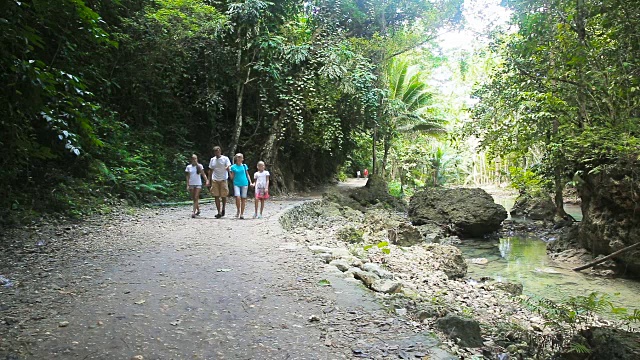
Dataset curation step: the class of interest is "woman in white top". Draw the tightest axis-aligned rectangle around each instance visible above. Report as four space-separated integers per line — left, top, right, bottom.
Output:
185 154 209 218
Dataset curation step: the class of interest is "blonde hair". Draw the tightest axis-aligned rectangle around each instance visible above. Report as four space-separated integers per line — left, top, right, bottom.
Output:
234 153 243 163
257 161 265 166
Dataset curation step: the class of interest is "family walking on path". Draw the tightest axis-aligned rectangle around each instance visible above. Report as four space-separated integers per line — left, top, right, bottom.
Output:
185 146 270 219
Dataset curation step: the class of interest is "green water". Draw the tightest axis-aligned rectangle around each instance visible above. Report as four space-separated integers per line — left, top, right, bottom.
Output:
459 237 640 313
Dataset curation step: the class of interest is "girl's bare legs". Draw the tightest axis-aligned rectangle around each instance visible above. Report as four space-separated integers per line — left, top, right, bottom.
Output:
259 199 265 216
240 197 247 217
189 187 196 217
235 196 241 217
254 197 259 217
194 187 201 215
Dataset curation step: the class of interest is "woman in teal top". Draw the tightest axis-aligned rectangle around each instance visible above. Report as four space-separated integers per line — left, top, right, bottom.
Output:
230 153 253 219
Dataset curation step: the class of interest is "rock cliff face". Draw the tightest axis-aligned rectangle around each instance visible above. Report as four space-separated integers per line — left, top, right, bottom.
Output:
578 160 640 276
408 187 507 238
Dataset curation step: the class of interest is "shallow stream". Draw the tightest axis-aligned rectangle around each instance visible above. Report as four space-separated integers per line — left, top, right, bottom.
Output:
459 237 640 313
458 194 639 315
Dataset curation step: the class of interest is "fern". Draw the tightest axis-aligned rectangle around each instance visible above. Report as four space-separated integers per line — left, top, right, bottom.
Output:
568 343 591 354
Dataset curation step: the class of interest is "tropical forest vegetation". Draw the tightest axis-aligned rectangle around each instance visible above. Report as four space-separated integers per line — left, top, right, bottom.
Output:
1 0 638 224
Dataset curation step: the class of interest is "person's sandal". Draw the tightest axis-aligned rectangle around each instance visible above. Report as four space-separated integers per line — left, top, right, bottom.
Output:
215 213 222 219
221 209 225 217
191 214 196 218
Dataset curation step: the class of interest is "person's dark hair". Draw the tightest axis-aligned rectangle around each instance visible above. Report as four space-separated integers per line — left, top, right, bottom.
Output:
192 154 202 174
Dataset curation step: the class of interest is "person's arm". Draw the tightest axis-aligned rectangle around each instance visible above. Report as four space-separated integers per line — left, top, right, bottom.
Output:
200 165 209 186
229 166 235 181
185 169 190 191
246 167 253 187
265 174 270 194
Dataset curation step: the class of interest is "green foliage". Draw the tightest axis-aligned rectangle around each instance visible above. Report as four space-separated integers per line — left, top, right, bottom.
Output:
364 241 391 254
508 166 549 196
0 0 465 224
468 0 640 192
518 291 640 355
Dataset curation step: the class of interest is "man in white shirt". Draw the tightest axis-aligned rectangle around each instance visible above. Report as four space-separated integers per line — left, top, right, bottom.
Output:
208 146 231 218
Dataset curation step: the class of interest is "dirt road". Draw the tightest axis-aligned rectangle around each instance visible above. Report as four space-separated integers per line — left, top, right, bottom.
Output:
1 196 454 359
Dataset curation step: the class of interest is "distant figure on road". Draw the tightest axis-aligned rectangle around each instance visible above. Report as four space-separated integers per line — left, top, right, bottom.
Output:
253 161 270 219
363 168 369 178
186 154 208 218
208 146 231 218
356 170 361 178
230 153 253 219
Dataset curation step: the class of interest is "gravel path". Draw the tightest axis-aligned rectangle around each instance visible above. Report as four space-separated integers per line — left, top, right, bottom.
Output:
1 197 454 360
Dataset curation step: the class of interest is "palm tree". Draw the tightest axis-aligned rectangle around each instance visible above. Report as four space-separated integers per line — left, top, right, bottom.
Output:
380 58 446 176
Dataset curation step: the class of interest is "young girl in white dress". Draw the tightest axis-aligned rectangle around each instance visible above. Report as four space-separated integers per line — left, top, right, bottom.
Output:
253 161 270 218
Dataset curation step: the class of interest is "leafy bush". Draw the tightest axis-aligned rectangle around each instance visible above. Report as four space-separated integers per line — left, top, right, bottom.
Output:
508 166 550 196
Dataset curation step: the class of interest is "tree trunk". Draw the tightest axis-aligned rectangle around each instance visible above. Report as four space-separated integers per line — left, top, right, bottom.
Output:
261 111 286 192
573 242 640 272
229 44 251 156
381 133 391 178
262 110 284 165
372 126 378 175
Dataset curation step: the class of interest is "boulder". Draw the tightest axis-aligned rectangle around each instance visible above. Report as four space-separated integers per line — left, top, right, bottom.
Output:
340 255 363 268
281 200 346 230
585 327 640 360
361 263 393 279
364 209 423 246
409 188 507 238
352 269 380 287
387 222 423 246
329 259 350 272
364 209 403 233
371 279 402 294
416 222 446 243
348 175 406 211
424 244 467 279
435 314 483 348
565 327 640 360
510 194 556 220
577 160 640 276
490 281 523 296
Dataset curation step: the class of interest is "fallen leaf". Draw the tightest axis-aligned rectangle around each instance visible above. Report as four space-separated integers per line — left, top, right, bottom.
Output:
134 299 146 305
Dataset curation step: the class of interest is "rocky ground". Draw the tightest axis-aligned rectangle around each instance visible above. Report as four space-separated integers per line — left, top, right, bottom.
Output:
0 193 456 360
278 181 640 359
2 180 638 360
